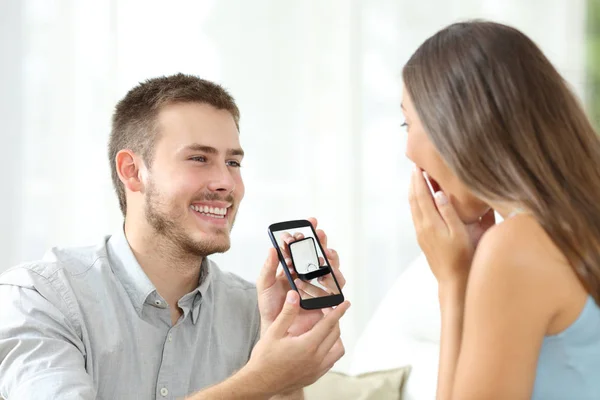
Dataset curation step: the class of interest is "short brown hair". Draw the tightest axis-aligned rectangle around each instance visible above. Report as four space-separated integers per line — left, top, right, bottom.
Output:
108 73 240 216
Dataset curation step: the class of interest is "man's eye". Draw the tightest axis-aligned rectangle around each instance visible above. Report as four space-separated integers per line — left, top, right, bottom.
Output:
190 156 206 162
227 160 242 168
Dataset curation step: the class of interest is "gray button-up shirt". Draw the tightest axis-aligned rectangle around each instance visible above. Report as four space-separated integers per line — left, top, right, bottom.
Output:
0 229 260 399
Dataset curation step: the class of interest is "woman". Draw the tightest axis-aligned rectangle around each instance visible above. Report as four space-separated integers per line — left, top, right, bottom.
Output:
403 21 600 399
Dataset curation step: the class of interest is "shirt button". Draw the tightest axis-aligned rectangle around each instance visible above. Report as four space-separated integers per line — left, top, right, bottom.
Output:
160 387 169 397
154 300 162 306
168 334 172 342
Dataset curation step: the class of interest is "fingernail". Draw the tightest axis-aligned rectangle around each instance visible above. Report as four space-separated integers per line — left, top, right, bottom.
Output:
434 191 448 205
285 258 291 264
286 291 297 304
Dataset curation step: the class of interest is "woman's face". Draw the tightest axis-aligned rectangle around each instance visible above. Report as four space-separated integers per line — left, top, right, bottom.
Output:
402 88 490 224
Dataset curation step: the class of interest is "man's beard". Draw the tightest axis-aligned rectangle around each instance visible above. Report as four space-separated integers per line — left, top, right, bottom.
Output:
144 180 235 258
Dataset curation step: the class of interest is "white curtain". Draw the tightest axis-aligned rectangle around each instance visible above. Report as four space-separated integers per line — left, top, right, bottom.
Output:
0 0 586 371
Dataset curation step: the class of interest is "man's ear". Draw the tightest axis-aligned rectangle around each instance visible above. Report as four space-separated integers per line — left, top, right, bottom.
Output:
115 149 146 193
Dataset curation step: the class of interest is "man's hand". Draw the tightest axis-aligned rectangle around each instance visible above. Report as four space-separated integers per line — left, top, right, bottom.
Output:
246 290 350 396
187 219 350 400
258 218 346 336
188 291 349 400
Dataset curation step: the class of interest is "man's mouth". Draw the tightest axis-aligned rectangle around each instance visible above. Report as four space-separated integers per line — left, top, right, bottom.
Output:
190 203 231 219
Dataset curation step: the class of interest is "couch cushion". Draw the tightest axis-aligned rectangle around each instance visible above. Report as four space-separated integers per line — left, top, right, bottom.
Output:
305 366 411 400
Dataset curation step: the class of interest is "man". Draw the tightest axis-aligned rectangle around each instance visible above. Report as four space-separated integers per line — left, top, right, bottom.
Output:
0 73 350 399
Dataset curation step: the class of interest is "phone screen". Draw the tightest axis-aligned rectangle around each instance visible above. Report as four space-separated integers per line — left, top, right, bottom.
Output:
289 237 321 276
269 222 342 308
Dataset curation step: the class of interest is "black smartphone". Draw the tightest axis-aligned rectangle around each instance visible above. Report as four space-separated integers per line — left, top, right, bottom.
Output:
268 219 344 309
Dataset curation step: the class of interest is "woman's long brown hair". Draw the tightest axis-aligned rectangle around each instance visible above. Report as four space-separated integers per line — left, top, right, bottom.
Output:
403 20 600 305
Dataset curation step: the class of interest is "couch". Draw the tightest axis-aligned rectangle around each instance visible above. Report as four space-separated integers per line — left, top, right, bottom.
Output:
306 253 441 399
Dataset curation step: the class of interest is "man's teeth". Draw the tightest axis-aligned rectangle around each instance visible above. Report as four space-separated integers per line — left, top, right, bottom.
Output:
190 205 227 218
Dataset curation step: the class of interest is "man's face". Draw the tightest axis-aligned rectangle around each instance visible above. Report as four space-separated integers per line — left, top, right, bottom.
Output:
142 102 245 256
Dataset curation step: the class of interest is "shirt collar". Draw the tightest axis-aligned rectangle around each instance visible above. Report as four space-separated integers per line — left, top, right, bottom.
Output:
107 227 156 317
107 227 213 322
177 258 212 324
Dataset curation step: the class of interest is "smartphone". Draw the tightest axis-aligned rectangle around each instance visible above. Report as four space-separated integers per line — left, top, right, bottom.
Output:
268 219 344 309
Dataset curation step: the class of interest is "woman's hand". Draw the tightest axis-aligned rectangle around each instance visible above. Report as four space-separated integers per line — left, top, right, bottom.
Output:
408 167 495 283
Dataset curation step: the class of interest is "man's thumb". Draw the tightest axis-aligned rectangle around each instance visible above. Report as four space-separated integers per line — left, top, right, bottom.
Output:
269 291 300 337
434 191 462 229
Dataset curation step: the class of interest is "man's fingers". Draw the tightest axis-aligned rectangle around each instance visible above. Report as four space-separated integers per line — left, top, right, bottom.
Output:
277 266 290 278
318 339 345 371
257 248 279 293
295 278 332 298
317 323 342 359
319 274 343 292
301 300 350 343
316 229 328 250
326 248 340 269
329 269 345 290
297 287 311 300
325 248 344 288
268 291 301 338
277 265 298 283
287 309 324 337
319 272 344 292
282 233 297 245
308 217 318 230
279 235 292 259
285 257 294 270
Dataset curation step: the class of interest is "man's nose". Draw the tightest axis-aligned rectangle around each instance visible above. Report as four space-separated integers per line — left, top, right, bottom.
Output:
207 164 235 193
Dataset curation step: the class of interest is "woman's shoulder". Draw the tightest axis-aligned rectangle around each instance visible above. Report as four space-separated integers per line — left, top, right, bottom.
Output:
469 214 572 309
476 213 567 272
471 213 591 334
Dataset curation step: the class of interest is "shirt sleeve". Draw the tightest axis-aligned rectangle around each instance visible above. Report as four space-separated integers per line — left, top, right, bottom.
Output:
0 284 96 400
